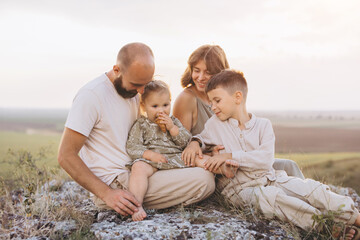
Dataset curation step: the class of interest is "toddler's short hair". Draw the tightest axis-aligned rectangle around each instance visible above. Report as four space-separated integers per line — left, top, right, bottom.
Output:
141 80 171 103
205 69 248 101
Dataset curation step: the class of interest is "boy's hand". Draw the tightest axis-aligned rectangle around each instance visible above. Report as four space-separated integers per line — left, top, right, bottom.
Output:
204 153 232 172
182 141 202 166
143 150 168 163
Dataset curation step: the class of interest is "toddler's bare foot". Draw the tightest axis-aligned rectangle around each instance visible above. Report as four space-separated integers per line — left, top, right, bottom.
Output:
220 160 239 178
132 206 147 221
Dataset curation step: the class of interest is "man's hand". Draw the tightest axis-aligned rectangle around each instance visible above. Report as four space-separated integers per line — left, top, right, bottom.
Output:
182 140 202 166
204 153 232 172
102 188 141 216
143 150 168 163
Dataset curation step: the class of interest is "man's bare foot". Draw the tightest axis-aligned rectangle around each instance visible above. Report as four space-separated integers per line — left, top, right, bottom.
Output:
132 206 147 221
220 160 239 178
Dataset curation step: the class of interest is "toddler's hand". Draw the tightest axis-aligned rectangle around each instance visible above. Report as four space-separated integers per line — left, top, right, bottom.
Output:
156 113 175 131
149 151 168 163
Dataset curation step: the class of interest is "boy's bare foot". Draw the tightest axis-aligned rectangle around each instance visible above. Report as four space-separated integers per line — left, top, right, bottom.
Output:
333 225 360 240
342 227 357 240
132 206 147 221
220 160 239 178
344 226 360 240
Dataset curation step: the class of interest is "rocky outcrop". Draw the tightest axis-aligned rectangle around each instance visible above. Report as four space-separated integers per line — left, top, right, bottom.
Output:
1 180 359 239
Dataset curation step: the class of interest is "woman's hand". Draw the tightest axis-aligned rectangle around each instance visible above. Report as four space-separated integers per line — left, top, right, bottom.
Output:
182 141 202 166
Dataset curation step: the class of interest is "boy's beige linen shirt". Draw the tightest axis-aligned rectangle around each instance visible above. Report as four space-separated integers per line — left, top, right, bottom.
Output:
195 113 276 184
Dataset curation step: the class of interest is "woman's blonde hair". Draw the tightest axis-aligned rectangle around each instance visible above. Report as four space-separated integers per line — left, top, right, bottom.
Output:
180 45 229 88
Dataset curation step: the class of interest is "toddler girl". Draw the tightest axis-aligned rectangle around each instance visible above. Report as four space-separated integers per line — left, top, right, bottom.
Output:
126 80 192 221
126 80 236 221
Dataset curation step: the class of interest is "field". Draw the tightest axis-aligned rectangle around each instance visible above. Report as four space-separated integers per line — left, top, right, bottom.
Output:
0 131 61 177
274 126 360 153
1 109 360 193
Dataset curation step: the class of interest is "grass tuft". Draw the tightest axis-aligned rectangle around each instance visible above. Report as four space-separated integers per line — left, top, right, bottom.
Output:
0 148 95 239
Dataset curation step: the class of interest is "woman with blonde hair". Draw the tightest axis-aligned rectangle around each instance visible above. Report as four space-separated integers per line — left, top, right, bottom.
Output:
173 44 304 179
174 45 229 135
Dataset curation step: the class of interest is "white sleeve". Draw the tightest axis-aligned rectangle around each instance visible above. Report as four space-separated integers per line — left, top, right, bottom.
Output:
65 89 101 137
195 119 218 150
232 119 275 171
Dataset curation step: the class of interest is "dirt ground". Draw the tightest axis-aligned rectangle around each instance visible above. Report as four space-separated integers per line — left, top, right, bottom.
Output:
274 126 360 153
2 120 360 153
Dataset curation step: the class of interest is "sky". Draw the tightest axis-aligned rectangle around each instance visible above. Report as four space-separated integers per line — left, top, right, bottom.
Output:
0 0 360 111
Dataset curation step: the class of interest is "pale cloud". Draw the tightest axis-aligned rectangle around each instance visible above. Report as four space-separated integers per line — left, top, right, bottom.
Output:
0 0 359 110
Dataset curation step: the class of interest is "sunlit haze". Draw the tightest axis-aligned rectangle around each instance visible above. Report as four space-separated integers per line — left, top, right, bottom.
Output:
1 0 360 111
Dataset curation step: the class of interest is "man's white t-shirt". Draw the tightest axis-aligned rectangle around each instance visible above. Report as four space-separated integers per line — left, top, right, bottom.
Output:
65 73 140 185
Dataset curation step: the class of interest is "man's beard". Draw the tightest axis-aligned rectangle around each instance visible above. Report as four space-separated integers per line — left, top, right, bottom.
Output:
113 76 138 99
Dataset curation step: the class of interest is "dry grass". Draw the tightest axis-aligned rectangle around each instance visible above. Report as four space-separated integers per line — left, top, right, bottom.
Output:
1 147 358 239
302 157 360 194
0 148 95 239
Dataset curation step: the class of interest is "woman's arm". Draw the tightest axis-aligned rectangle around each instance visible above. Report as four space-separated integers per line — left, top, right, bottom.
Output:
173 90 196 132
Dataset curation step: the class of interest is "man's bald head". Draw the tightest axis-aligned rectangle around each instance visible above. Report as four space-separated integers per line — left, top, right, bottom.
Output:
117 42 154 72
112 43 155 98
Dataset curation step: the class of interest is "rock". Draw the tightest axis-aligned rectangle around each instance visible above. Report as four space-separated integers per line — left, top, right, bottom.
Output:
89 206 294 239
26 237 50 240
1 180 360 239
54 220 77 235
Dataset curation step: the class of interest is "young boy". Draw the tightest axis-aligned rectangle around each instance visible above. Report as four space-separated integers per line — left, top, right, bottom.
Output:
185 69 360 237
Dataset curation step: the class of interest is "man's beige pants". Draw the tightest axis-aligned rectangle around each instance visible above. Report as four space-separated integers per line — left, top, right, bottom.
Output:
93 167 215 209
223 171 359 230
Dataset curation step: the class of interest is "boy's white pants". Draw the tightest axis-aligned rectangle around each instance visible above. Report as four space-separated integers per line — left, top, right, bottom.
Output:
223 171 359 230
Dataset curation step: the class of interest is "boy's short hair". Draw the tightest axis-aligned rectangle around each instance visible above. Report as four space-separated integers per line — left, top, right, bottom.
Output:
141 80 171 103
205 69 248 101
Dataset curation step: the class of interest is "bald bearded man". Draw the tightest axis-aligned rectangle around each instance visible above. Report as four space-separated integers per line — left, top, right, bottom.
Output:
58 43 215 216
